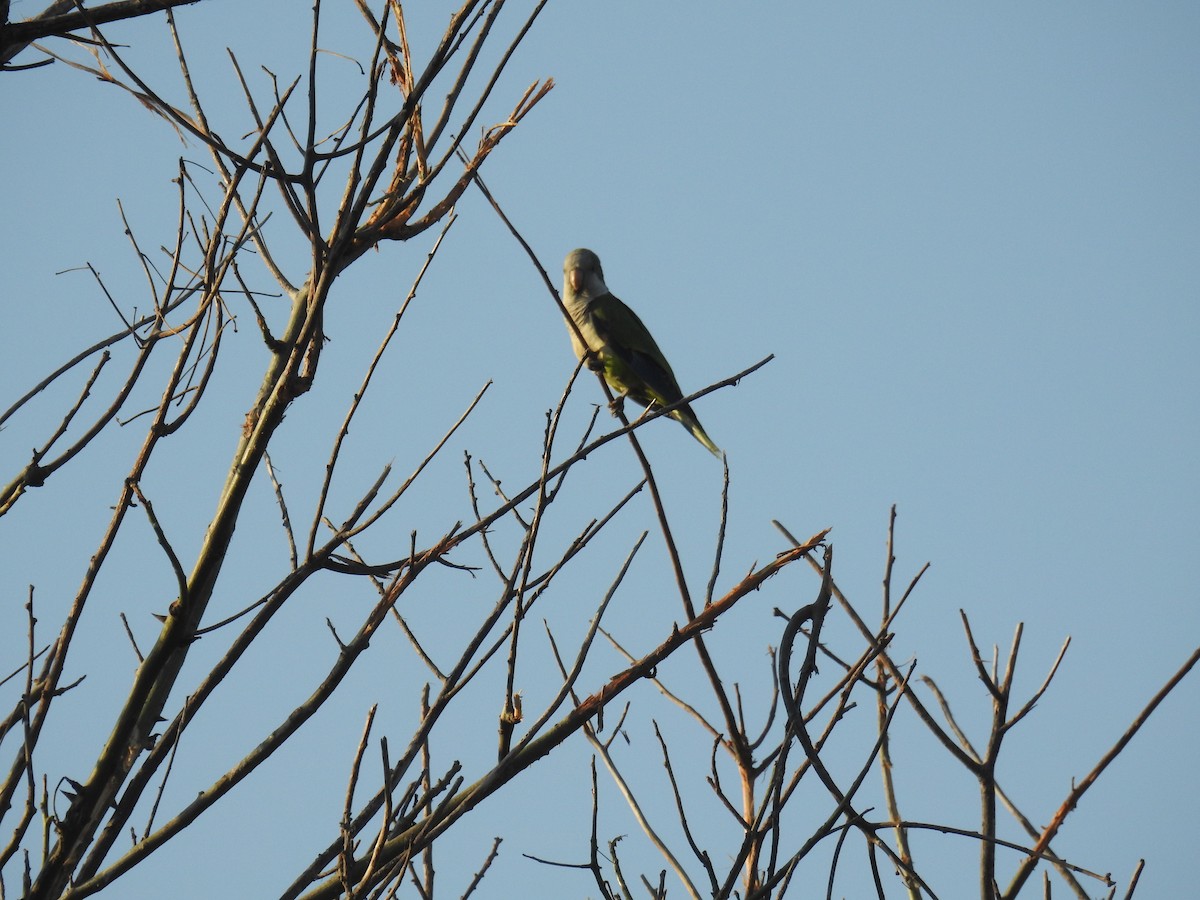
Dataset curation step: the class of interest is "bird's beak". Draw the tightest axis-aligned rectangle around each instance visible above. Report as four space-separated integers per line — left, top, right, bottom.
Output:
567 267 584 294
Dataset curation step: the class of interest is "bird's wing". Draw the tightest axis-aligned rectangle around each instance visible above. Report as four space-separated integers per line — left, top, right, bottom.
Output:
589 292 685 405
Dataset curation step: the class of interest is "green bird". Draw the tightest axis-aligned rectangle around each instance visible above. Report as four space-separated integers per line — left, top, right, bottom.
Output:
561 248 721 457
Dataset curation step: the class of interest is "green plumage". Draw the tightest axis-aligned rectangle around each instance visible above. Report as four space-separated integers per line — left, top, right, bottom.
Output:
561 248 721 458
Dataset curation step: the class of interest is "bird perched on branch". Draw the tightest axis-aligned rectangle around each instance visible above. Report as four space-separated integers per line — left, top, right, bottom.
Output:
561 248 721 457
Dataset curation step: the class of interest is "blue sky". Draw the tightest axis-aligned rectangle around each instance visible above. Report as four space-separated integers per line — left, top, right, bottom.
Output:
2 2 1197 897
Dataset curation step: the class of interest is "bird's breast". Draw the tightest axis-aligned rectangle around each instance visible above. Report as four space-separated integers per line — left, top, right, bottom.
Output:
563 298 605 359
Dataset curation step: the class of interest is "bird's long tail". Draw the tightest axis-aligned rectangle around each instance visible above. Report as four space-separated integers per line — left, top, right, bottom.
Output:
674 409 723 459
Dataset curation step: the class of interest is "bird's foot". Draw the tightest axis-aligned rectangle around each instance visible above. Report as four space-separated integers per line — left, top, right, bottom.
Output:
607 395 627 417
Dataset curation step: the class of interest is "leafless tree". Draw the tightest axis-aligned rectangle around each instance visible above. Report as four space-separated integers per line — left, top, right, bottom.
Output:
2 3 1195 899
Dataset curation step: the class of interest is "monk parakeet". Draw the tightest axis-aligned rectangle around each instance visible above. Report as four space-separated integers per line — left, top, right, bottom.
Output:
561 248 721 457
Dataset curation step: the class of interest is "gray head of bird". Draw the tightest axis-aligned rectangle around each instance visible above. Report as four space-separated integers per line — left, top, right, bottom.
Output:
563 248 609 303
